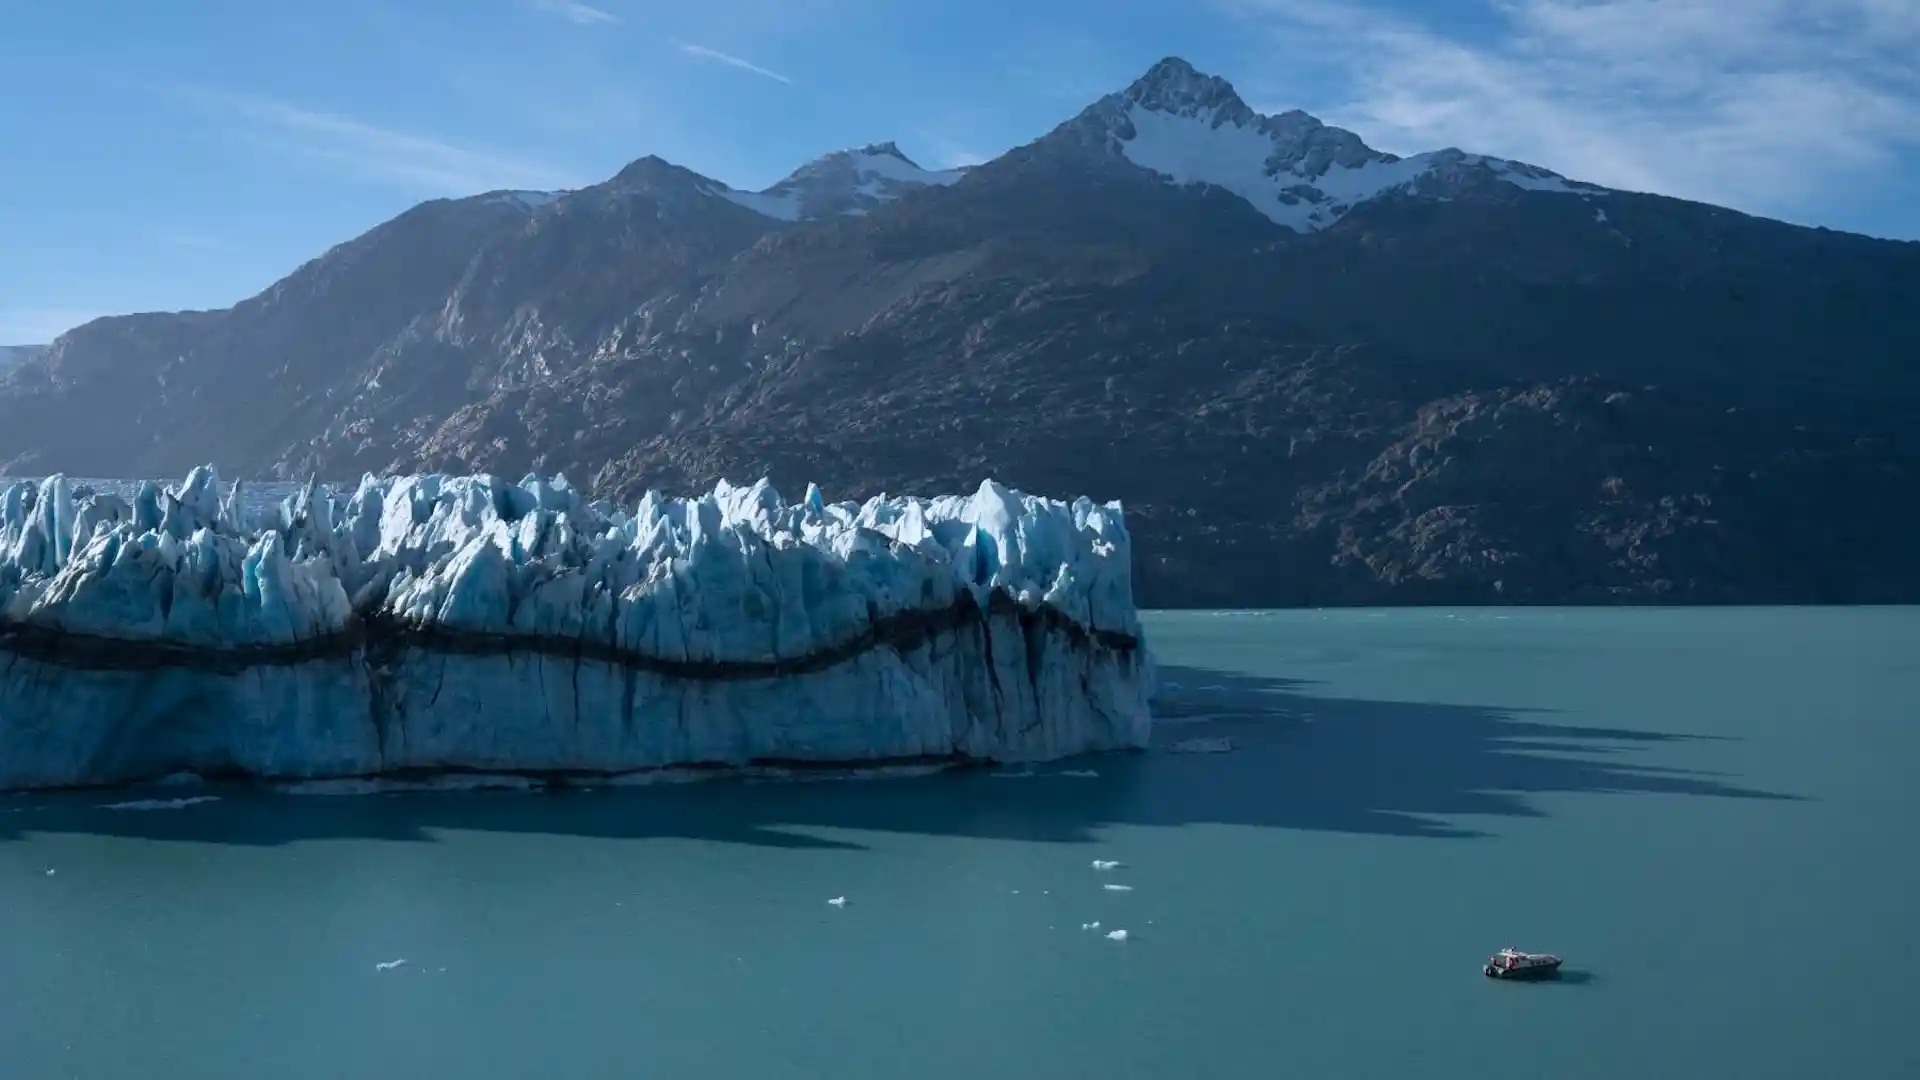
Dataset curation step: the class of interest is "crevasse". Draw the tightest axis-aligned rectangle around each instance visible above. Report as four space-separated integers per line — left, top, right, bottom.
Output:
0 466 1152 790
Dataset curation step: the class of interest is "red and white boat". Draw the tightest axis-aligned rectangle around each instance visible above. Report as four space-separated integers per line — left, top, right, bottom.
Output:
1482 947 1563 979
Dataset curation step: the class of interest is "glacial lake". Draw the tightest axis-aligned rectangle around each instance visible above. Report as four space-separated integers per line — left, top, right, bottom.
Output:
4 607 1916 1080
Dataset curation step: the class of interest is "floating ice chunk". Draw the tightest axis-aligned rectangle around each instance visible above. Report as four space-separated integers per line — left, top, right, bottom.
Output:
828 896 848 907
1151 712 1235 725
1103 884 1133 892
279 775 543 796
603 769 721 788
1105 929 1129 942
1091 859 1122 870
101 796 219 811
375 959 407 971
1081 921 1102 931
1167 736 1236 754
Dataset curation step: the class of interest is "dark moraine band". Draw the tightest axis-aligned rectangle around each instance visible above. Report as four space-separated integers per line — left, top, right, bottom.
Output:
0 588 1143 681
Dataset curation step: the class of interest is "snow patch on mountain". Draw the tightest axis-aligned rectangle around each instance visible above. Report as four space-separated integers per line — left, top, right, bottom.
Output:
483 190 568 212
716 188 805 222
716 142 965 222
1105 57 1600 232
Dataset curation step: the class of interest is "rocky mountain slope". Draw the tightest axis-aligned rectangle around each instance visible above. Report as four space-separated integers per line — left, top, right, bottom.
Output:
3 57 1917 606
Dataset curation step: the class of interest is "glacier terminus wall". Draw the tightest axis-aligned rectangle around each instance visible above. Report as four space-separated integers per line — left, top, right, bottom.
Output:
0 467 1151 791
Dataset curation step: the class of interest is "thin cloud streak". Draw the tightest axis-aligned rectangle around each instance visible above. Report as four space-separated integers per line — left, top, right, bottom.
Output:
526 0 619 25
1227 0 1920 224
673 40 793 85
174 85 576 196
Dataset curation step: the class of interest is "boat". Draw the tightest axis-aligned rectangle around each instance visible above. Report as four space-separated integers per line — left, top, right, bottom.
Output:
1482 947 1563 979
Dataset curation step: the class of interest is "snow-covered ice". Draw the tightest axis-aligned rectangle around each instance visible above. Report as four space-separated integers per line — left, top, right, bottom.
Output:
0 466 1151 790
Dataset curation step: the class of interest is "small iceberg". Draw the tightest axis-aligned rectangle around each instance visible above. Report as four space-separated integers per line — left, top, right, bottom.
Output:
1166 736 1236 754
100 795 220 811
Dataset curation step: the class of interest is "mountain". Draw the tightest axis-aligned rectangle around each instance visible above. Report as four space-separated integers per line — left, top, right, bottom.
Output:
3 56 1918 606
0 345 41 376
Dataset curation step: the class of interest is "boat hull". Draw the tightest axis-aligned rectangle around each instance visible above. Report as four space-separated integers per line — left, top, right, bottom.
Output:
1483 959 1563 980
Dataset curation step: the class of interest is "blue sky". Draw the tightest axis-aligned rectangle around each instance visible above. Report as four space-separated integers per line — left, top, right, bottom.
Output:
3 0 1916 343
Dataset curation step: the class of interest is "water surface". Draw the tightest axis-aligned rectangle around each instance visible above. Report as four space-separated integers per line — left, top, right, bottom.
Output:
3 608 1914 1078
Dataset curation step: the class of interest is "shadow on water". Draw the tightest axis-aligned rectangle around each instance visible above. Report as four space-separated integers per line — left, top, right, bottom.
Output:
1 664 1799 849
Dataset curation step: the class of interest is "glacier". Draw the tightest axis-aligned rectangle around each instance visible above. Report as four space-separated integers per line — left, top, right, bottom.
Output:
0 467 1151 791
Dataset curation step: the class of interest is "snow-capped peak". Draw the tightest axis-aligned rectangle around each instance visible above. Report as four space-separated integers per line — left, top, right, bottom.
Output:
715 143 966 222
1086 56 1602 233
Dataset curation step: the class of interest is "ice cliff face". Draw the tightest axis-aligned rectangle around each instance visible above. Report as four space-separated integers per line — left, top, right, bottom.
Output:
0 467 1150 790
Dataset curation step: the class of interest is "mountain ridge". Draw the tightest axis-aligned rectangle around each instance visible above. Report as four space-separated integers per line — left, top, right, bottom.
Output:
4 56 1917 607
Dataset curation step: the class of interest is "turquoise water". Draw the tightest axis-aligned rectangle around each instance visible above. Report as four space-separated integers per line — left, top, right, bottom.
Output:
3 608 1915 1079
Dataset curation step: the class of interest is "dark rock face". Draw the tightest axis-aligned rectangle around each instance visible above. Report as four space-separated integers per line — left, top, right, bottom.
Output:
4 59 1918 607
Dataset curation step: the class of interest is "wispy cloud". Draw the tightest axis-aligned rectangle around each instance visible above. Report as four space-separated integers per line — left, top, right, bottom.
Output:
672 40 793 85
1226 0 1920 222
175 86 577 196
526 0 619 26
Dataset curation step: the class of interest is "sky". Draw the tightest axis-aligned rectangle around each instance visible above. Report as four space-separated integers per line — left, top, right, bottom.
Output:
2 0 1916 343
